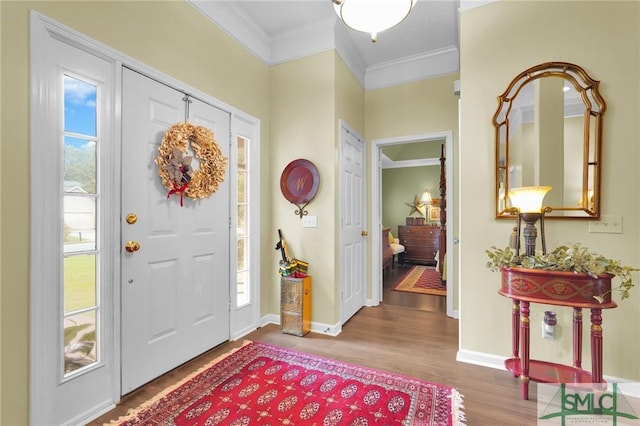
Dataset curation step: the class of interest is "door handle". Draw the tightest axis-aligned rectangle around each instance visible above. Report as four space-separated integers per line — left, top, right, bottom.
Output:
125 240 141 253
361 231 368 237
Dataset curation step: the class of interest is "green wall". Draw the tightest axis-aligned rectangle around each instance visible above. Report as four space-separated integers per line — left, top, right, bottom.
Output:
382 166 441 237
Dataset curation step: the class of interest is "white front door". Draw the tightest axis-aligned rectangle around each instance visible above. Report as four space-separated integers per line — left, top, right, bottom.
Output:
120 68 230 393
339 121 367 325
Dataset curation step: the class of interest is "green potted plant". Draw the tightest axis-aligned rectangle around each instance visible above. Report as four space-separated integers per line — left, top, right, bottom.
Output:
486 243 637 302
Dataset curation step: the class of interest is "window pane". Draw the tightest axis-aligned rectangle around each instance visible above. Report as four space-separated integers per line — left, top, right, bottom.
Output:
64 310 97 374
237 137 247 170
64 194 96 253
236 135 250 308
237 172 246 203
64 75 97 136
64 254 96 312
237 238 247 270
237 205 246 234
64 136 96 194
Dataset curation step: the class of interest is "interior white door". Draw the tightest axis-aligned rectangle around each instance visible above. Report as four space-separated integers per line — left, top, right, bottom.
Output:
339 122 367 325
121 68 230 393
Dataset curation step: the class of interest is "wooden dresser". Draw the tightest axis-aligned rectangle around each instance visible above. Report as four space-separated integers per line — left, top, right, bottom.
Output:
398 225 439 266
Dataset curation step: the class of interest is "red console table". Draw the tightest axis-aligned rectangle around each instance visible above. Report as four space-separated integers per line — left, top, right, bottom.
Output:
498 267 617 400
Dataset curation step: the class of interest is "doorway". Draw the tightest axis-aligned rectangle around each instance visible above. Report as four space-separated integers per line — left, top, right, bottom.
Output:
30 13 261 425
370 131 456 318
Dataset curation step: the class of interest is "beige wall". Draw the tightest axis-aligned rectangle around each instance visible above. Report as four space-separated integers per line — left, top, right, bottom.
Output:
365 73 460 307
269 51 365 325
459 1 640 379
0 2 270 424
269 51 337 324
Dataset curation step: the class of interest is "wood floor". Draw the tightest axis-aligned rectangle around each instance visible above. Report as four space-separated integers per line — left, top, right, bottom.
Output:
90 265 538 425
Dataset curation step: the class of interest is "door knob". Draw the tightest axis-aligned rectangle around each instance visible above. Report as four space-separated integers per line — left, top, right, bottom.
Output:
125 240 141 253
126 213 138 224
361 230 368 237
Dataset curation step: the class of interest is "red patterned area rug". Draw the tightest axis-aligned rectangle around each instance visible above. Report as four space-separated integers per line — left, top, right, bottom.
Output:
111 341 465 425
393 266 446 296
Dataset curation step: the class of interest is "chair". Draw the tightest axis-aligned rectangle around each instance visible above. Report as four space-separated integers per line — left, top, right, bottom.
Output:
390 237 405 269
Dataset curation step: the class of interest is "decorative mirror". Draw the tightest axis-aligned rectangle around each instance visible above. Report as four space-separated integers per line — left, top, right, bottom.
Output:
493 62 606 219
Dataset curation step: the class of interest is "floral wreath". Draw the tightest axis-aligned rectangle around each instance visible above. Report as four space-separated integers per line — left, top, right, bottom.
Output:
155 122 228 206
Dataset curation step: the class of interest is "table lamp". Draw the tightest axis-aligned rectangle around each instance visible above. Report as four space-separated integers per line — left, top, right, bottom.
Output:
508 186 552 257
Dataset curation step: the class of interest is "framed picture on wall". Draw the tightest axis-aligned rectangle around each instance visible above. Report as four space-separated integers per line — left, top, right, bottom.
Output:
429 199 440 222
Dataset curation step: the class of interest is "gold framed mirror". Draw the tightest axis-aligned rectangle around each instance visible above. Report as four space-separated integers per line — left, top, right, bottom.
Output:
493 62 606 219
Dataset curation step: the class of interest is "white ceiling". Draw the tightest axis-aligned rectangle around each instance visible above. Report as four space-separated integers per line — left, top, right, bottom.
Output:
188 0 476 89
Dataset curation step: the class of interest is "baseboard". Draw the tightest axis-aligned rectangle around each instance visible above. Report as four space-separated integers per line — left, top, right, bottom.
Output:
456 349 508 371
260 314 341 337
457 349 639 395
230 324 261 341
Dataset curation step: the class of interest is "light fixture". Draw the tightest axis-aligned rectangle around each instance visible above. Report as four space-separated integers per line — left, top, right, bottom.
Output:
332 0 416 43
420 189 432 217
420 188 432 205
508 186 552 257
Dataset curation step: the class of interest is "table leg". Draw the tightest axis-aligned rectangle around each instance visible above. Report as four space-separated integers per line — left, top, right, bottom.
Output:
573 308 582 369
590 308 604 383
512 301 520 363
519 300 530 400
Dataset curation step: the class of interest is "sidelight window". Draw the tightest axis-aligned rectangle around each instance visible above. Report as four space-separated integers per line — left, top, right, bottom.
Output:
62 75 100 376
236 136 251 307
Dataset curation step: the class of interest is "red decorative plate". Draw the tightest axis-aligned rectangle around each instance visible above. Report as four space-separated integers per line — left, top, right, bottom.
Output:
280 159 320 204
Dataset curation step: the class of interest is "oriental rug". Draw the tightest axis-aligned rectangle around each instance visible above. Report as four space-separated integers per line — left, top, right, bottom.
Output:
111 341 465 426
393 265 446 296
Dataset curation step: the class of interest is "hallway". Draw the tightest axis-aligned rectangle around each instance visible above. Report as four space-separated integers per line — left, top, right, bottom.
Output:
382 263 446 313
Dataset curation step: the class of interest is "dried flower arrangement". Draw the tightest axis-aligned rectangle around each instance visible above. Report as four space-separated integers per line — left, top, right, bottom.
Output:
486 243 637 301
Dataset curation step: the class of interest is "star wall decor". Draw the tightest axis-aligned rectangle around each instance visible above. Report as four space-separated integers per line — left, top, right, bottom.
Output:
405 194 425 216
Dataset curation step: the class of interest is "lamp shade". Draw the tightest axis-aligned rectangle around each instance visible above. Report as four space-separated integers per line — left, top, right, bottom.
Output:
420 189 432 204
333 0 415 41
508 186 552 213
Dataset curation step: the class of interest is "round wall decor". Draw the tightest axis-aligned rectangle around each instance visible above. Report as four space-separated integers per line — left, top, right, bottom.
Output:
280 159 319 218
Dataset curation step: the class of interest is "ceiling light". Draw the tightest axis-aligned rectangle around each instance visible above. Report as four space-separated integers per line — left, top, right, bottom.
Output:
332 0 416 43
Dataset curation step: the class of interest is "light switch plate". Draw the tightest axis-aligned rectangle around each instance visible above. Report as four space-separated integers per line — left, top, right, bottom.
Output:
302 215 317 228
588 215 622 234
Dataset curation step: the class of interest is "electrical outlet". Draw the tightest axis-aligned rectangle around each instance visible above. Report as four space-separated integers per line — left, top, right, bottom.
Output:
302 215 317 228
588 215 623 234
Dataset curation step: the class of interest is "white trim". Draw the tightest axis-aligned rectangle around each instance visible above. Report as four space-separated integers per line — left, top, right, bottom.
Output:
229 112 262 342
365 47 460 91
456 349 639 393
188 0 271 63
381 156 441 169
30 12 120 424
270 17 336 66
335 23 367 88
260 314 342 337
188 0 457 91
370 131 458 319
456 349 508 371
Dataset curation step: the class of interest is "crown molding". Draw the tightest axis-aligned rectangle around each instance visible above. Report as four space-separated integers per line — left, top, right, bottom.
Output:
188 1 271 62
365 46 460 90
188 1 459 90
269 17 337 66
335 23 367 88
